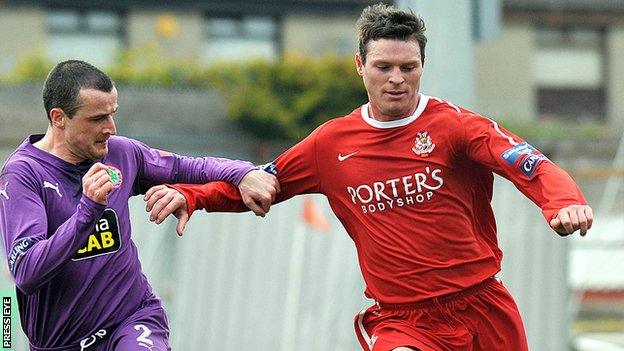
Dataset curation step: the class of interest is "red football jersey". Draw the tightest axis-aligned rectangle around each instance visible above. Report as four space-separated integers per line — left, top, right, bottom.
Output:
173 95 586 304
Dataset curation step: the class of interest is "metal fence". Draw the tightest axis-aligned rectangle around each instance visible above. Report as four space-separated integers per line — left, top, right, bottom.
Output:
143 179 570 351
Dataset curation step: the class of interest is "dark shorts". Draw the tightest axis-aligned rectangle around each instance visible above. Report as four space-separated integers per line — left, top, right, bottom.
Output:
101 295 170 351
354 277 528 351
31 295 171 351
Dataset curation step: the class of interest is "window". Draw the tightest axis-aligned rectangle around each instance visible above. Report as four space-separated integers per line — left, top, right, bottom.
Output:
204 16 278 62
534 26 606 122
45 10 123 69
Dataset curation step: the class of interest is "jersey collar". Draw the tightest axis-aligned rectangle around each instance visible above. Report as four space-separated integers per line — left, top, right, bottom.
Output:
361 93 429 129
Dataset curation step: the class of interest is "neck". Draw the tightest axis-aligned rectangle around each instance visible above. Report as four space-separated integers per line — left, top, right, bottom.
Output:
369 94 420 122
34 126 81 164
33 127 54 152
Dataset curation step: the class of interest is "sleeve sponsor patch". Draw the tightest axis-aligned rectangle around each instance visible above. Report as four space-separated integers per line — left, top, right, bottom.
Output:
257 162 279 176
501 142 549 178
500 142 537 165
519 154 547 178
8 238 34 274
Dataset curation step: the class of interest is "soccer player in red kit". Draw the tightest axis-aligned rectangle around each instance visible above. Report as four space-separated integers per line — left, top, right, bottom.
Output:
144 4 593 351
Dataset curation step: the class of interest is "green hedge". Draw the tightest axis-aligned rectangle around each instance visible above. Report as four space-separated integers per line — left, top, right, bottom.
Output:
203 55 367 140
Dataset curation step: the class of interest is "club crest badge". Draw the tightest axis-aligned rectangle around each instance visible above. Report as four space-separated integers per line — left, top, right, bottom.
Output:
412 131 435 157
107 166 123 188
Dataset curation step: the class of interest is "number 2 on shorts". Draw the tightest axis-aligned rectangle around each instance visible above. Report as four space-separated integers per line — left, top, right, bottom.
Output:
134 324 154 349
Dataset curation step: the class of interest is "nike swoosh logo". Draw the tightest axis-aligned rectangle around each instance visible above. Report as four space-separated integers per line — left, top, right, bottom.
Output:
338 151 358 161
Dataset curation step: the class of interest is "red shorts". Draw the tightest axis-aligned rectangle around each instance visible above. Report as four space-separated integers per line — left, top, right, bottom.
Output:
354 277 528 351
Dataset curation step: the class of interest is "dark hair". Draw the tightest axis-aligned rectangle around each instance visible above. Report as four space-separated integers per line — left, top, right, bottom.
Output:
357 3 427 65
42 60 114 122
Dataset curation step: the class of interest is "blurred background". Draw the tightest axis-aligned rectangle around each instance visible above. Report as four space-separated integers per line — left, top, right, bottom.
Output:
0 0 623 350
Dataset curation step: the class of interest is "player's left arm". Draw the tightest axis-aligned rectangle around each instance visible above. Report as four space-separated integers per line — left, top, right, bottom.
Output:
459 113 593 236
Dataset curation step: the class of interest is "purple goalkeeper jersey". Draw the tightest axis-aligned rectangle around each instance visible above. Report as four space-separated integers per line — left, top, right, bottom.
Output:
0 134 253 349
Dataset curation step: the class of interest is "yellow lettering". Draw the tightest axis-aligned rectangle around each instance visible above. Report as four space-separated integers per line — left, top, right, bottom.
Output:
87 235 102 251
101 231 114 248
75 230 118 257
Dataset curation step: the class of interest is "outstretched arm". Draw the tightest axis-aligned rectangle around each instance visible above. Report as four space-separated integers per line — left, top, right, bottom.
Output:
144 125 325 235
125 137 259 192
144 169 279 235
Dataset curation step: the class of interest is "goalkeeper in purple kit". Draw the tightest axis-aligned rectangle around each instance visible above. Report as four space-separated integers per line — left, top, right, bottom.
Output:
0 60 278 350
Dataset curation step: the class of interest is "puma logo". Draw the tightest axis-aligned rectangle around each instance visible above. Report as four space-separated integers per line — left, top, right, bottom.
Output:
0 181 8 200
43 181 63 198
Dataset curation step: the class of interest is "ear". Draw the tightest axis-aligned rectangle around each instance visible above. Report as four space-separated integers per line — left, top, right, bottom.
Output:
355 53 365 77
49 108 67 129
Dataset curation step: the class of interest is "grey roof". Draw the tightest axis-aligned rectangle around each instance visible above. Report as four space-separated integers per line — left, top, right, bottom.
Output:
5 0 392 14
505 0 624 12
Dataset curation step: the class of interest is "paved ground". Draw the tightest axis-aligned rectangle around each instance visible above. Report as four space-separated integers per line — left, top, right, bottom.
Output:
574 333 624 350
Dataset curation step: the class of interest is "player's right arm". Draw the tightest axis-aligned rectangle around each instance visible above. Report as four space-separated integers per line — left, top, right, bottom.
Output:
0 163 112 295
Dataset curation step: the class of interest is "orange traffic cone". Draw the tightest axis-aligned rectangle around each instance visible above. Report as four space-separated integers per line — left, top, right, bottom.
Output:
301 197 330 232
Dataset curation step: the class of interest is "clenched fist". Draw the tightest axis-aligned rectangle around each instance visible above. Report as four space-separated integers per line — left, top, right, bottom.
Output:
82 162 115 205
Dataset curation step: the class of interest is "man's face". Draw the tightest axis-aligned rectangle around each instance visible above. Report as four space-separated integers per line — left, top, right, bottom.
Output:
61 87 118 163
356 38 423 122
